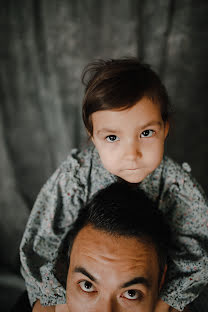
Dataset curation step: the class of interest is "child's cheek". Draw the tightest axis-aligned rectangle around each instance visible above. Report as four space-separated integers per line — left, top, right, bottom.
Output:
99 151 118 174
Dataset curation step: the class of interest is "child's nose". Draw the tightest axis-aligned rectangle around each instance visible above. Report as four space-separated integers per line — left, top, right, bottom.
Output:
125 141 142 160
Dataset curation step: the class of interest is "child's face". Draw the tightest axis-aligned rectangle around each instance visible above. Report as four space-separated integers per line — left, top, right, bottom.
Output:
91 97 169 183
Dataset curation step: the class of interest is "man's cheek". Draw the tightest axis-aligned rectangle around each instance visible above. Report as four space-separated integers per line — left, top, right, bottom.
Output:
67 295 93 312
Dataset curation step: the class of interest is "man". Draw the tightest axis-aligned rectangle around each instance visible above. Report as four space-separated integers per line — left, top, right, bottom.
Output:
55 182 171 312
32 182 188 311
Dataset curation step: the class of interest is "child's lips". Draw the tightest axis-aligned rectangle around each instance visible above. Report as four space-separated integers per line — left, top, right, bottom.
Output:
128 168 139 170
124 167 141 171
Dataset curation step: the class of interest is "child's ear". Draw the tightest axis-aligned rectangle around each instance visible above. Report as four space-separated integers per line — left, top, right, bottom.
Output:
86 130 94 143
90 135 94 144
164 121 169 139
159 264 167 290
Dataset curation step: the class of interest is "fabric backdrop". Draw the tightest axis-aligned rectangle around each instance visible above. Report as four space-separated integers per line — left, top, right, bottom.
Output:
0 0 208 277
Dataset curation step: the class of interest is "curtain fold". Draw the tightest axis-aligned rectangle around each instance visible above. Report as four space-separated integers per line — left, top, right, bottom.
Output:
0 0 207 271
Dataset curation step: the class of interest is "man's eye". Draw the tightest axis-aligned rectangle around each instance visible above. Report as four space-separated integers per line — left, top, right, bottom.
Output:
122 289 143 300
140 129 155 138
106 135 119 142
78 280 96 293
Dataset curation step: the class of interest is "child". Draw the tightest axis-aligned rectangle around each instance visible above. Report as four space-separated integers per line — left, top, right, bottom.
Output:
20 58 208 311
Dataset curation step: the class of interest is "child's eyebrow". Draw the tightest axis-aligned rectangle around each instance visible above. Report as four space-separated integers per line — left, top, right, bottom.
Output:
96 128 120 135
96 122 162 135
140 121 162 129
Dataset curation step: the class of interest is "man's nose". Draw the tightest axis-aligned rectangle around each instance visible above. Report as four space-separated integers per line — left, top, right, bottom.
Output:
124 140 142 160
98 297 117 312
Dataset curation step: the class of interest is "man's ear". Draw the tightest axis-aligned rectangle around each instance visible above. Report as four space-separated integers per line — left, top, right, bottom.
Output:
159 264 167 290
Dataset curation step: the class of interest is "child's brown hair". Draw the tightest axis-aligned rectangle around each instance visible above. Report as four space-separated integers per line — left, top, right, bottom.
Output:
82 58 170 136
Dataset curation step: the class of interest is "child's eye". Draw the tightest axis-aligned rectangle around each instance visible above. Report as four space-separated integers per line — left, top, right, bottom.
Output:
140 130 155 138
106 135 120 142
121 289 143 300
78 280 96 293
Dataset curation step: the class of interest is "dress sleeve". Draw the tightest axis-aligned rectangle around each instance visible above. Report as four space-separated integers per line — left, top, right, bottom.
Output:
20 149 90 306
159 161 208 311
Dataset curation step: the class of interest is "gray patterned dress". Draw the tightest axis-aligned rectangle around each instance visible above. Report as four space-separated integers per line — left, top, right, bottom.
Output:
20 145 208 311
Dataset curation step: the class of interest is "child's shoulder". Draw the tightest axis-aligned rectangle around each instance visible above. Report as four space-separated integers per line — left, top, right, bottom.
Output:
162 155 206 199
42 145 95 191
60 144 96 172
163 155 192 180
40 145 98 198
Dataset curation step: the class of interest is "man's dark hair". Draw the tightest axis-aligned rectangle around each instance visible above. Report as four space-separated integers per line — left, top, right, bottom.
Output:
82 58 171 136
69 182 171 284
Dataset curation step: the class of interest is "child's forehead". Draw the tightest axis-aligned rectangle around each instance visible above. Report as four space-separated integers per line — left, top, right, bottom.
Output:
91 97 163 124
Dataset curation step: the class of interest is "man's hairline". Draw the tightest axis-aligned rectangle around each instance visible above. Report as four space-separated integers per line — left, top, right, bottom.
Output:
68 222 163 281
69 222 157 251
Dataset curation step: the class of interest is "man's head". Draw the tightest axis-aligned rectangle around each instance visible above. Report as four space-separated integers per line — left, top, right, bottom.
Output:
66 183 170 312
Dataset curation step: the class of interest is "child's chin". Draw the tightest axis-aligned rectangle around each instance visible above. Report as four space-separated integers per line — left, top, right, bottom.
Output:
118 169 150 184
124 177 143 183
118 174 144 184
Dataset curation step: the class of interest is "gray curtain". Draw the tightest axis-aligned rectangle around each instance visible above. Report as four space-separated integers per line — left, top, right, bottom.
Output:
0 1 208 308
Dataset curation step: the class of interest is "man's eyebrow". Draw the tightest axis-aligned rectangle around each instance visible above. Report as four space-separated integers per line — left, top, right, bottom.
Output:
120 277 151 289
73 266 97 283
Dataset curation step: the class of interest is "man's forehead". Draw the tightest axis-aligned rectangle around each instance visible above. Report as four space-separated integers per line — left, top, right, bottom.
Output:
70 224 159 282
